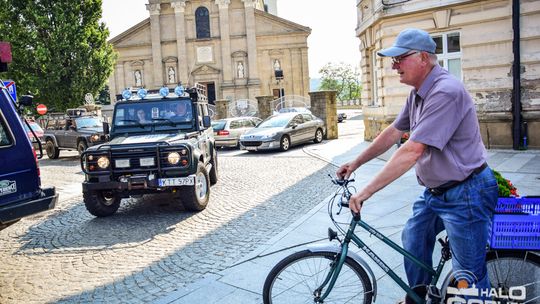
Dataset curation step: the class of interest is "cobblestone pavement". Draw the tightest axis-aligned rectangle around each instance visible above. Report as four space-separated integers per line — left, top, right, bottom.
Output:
0 147 337 303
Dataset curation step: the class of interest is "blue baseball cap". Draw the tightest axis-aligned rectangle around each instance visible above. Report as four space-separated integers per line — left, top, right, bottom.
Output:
377 28 436 57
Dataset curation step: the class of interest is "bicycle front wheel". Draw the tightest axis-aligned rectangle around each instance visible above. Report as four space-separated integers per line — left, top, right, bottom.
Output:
486 250 540 303
262 250 374 304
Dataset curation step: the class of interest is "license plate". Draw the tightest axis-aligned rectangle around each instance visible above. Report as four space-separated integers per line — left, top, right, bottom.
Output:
140 157 154 166
158 177 194 187
246 146 257 151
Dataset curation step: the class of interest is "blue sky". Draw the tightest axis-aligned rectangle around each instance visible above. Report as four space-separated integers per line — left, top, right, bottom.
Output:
101 0 359 78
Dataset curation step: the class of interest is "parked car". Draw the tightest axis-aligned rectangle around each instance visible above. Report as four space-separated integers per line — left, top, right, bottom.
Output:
211 117 262 148
0 81 58 230
239 112 325 152
23 120 44 150
337 112 347 123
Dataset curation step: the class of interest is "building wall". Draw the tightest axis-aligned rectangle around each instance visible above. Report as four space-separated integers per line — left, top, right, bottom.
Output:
108 0 310 105
356 0 540 149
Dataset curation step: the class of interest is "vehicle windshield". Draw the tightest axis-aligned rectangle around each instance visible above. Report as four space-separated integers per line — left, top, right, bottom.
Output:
211 120 226 131
257 115 291 128
23 122 44 132
112 99 194 132
75 117 103 129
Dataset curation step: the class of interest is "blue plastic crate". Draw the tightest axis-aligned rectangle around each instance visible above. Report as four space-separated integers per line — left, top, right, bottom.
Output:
495 196 540 215
490 214 540 250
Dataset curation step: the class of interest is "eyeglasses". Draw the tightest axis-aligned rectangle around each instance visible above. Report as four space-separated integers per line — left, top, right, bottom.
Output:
391 51 419 65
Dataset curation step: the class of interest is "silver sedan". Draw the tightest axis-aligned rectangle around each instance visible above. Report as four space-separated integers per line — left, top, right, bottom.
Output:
239 113 325 152
211 117 262 148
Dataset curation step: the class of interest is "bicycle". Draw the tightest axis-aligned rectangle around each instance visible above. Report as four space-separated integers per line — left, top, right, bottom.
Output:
262 176 539 303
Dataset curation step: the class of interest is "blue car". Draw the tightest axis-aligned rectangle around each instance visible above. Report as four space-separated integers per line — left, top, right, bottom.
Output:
0 80 58 229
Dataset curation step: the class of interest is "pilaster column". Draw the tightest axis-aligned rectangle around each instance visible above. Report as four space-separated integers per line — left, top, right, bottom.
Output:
242 0 259 83
309 91 338 139
146 3 163 87
116 63 125 91
171 0 188 84
216 0 233 84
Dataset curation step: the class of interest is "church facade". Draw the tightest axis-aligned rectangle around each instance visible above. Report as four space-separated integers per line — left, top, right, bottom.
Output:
107 0 311 104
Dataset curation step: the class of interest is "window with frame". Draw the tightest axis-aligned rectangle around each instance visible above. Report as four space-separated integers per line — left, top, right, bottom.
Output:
230 120 242 129
432 32 462 80
195 7 210 39
0 114 13 146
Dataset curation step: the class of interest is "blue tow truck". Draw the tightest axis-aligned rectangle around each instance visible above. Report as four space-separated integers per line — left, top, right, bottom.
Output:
0 42 58 230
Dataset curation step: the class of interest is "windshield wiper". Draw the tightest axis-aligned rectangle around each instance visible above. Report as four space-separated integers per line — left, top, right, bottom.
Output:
118 119 145 128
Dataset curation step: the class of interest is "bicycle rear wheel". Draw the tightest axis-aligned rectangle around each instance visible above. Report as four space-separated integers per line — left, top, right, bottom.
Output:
485 250 540 303
262 250 373 304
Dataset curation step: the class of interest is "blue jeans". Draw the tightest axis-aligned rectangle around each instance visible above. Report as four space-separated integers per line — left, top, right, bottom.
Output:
402 167 499 293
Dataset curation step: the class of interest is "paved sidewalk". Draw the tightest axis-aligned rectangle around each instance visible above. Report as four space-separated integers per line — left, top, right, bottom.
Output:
155 137 540 304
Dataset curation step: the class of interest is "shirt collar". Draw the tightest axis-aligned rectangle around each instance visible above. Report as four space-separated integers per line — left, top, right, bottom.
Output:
415 65 444 100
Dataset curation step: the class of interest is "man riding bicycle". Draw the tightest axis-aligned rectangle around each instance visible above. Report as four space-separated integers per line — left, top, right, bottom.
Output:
336 28 498 302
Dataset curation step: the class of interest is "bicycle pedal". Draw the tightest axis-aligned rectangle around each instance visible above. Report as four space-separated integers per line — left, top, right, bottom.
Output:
426 285 442 303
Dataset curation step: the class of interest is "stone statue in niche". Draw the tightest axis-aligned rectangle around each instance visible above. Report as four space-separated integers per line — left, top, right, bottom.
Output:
237 62 245 78
273 59 281 71
168 67 176 83
134 70 142 86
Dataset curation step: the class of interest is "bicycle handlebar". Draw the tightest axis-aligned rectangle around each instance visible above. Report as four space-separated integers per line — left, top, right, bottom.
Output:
328 175 361 221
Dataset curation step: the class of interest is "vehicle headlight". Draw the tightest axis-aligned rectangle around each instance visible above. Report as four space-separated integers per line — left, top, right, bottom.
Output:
90 134 100 142
97 156 110 169
261 133 277 140
167 152 180 165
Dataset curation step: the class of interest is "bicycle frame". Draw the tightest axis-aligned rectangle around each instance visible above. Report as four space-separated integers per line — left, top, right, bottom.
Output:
317 216 448 304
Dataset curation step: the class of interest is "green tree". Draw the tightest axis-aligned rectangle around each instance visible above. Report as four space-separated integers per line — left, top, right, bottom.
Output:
318 62 362 101
0 0 116 112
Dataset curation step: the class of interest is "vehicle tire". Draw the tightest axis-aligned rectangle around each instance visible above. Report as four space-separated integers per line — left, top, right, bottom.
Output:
263 250 374 304
45 139 60 159
209 148 218 185
83 190 121 217
441 250 540 302
279 135 290 152
182 162 210 211
313 128 324 143
77 140 88 156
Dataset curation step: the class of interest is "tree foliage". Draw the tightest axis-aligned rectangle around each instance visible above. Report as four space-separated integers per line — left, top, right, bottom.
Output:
0 0 116 112
318 62 362 101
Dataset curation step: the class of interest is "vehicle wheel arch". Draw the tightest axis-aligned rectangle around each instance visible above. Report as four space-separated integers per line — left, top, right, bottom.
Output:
44 135 59 146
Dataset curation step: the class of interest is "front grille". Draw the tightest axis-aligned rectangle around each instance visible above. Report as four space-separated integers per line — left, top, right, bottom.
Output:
105 145 190 178
241 141 262 147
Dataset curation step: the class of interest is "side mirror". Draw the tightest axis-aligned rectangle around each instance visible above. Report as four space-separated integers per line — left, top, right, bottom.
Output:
69 125 76 131
203 116 211 128
102 122 110 135
290 123 298 129
19 95 33 106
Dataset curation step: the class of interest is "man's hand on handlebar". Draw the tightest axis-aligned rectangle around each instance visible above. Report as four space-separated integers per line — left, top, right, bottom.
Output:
349 188 372 214
336 162 355 180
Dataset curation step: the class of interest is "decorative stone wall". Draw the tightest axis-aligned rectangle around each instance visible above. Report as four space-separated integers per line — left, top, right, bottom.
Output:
309 90 338 140
256 95 274 120
215 99 228 120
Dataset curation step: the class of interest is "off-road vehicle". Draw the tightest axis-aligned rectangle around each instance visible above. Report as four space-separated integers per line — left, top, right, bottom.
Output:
80 85 218 217
42 109 107 158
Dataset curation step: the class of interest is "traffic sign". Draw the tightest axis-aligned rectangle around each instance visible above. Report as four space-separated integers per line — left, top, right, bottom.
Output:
2 80 16 101
36 104 47 115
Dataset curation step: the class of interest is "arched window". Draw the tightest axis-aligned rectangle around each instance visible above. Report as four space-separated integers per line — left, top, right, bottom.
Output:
195 7 210 39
